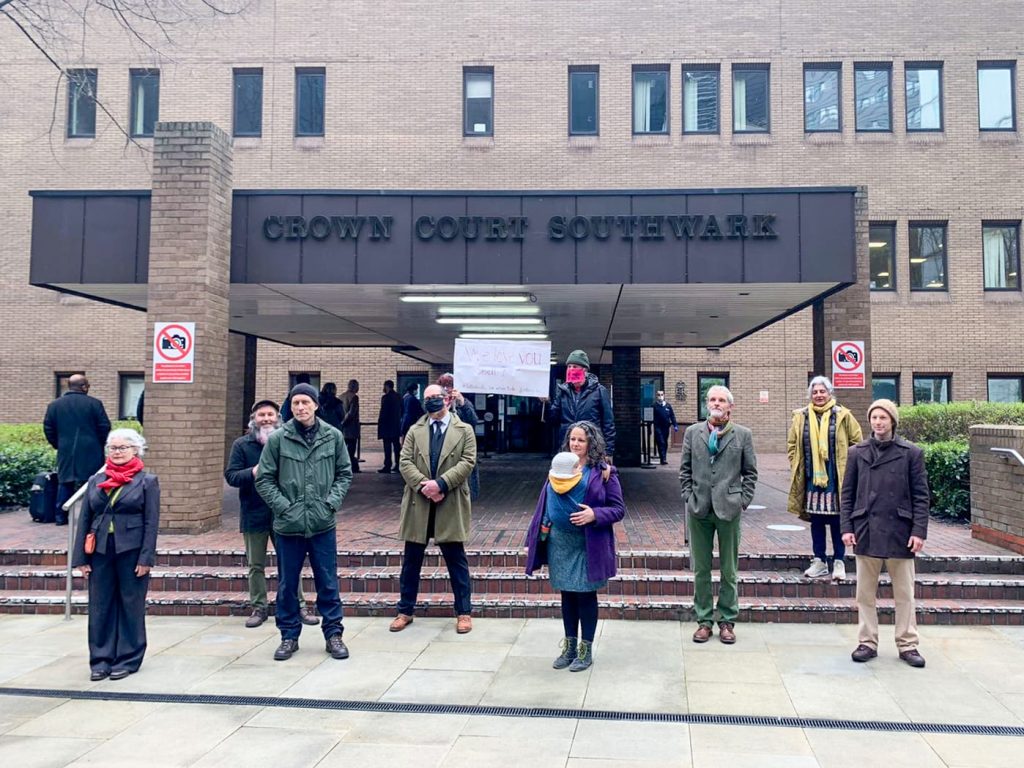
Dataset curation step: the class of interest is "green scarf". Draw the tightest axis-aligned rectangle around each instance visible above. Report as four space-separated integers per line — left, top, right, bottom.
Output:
808 399 836 488
708 421 734 461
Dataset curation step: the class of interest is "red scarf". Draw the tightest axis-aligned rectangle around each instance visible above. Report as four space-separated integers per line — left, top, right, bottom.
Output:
97 456 145 491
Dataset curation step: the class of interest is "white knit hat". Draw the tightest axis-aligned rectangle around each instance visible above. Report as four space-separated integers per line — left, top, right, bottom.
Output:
549 452 581 479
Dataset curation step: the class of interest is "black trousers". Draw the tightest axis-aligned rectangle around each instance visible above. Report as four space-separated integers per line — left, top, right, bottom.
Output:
345 437 360 471
654 428 670 463
87 542 150 674
398 539 472 616
382 437 401 470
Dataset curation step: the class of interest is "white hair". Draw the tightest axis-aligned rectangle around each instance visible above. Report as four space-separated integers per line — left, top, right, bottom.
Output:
106 428 147 458
807 376 835 399
706 385 734 405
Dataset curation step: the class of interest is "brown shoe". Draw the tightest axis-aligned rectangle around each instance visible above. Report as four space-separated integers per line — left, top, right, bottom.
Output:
299 607 320 626
692 624 713 643
851 644 878 663
718 622 736 644
456 615 473 634
245 608 267 628
389 614 414 632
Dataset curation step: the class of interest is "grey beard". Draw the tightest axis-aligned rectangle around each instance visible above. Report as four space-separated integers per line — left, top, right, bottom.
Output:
256 425 277 445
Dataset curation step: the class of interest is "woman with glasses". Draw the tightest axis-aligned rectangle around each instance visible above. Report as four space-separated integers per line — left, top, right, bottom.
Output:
72 428 160 681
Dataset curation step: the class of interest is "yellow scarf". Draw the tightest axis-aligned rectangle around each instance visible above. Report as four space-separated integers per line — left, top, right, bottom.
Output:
808 399 836 488
549 471 583 495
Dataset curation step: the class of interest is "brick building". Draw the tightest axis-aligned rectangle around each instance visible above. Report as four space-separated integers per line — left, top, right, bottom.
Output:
2 1 1023 528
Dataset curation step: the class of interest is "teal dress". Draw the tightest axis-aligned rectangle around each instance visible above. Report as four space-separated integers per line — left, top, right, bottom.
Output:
546 468 607 592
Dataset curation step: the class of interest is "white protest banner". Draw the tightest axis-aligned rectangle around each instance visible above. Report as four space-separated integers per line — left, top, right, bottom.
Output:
454 338 552 398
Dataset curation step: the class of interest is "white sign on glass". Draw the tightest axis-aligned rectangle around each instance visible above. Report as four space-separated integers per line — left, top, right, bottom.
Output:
454 338 552 398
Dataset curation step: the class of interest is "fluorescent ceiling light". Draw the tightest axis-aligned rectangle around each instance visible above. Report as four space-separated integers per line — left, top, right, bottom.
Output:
876 272 890 277
461 324 548 333
436 305 540 316
868 241 888 248
436 317 543 325
459 333 549 340
401 294 530 303
910 258 926 264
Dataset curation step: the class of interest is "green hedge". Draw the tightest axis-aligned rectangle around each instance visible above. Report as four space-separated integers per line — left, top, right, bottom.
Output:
899 401 1024 443
920 440 970 522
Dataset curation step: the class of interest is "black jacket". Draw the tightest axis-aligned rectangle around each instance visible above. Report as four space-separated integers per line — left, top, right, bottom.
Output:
400 392 425 437
548 373 616 455
318 394 345 432
653 401 678 432
224 432 273 533
377 390 403 439
43 391 112 484
72 471 160 567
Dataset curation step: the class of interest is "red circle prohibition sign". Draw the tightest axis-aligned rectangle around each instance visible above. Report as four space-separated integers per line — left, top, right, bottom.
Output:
156 324 192 361
833 343 862 372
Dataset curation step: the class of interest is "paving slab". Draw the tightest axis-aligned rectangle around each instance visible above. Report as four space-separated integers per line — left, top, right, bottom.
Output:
0 735 101 768
189 725 339 768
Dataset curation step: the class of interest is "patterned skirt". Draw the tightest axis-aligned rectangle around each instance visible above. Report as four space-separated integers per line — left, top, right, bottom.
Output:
805 488 839 515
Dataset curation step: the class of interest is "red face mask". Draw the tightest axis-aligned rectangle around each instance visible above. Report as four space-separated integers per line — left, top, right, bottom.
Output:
566 367 586 385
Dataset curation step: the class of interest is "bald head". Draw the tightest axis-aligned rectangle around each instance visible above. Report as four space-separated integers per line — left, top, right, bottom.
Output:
68 374 89 392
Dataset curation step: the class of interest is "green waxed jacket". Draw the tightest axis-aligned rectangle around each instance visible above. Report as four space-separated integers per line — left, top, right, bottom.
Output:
255 418 353 537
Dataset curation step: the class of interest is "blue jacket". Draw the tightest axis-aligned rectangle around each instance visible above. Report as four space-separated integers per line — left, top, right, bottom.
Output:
548 374 616 456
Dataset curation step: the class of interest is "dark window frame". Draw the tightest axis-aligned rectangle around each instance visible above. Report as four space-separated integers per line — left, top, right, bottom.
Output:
697 372 730 421
982 220 1021 292
682 63 720 135
803 62 842 133
128 68 160 138
731 63 771 134
978 61 1017 132
294 66 326 137
904 61 944 132
854 62 893 133
912 374 952 405
54 371 83 398
871 373 901 405
118 372 145 420
463 66 494 137
908 220 949 292
568 65 599 136
232 67 264 138
66 68 98 139
869 221 897 291
632 64 670 135
288 371 322 392
987 374 1024 403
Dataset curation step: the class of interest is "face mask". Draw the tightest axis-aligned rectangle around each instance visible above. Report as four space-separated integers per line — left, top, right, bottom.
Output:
656 396 665 403
424 396 446 414
566 368 586 385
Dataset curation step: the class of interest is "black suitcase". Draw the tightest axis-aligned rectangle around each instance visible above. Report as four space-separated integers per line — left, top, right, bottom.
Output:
29 472 58 523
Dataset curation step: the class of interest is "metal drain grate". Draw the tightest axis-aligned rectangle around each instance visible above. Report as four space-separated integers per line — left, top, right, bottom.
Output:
1 687 1021 737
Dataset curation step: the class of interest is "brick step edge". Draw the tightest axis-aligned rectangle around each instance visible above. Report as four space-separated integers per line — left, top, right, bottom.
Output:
1 592 1022 625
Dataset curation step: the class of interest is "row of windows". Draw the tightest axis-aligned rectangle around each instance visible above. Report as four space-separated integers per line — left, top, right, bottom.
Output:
64 60 1019 140
873 374 1024 406
54 372 144 419
868 222 1021 292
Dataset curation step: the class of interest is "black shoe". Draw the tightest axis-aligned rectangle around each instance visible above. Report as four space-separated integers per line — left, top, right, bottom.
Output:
851 644 878 663
55 518 68 526
108 668 131 680
274 638 299 661
391 468 400 474
377 467 391 474
326 634 349 659
299 608 320 626
899 649 926 668
90 668 110 681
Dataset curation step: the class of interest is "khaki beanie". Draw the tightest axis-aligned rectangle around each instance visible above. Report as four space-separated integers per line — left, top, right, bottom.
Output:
867 398 899 429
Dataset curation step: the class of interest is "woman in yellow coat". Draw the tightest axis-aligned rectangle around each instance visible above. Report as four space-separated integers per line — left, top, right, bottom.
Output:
787 376 863 581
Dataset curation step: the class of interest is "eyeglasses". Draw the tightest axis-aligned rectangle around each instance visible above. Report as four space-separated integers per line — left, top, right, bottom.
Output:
108 445 134 453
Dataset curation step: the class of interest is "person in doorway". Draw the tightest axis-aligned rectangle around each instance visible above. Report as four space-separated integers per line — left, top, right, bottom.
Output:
679 385 758 645
318 382 345 432
224 399 319 628
340 379 361 472
377 379 403 473
391 384 477 634
841 399 930 668
787 376 863 581
256 383 353 662
525 422 625 672
653 390 678 465
400 382 425 439
44 374 112 525
72 428 158 681
544 350 616 461
438 372 481 500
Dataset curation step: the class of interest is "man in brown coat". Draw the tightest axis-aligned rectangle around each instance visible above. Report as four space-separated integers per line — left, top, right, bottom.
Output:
840 399 930 668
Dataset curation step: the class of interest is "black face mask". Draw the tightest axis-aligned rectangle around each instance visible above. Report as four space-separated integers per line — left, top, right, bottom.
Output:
424 397 446 414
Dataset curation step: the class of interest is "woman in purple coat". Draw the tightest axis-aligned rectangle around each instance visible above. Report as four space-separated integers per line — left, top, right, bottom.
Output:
525 420 626 672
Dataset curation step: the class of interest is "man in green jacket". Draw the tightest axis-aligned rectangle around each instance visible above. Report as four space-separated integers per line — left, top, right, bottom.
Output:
256 383 353 662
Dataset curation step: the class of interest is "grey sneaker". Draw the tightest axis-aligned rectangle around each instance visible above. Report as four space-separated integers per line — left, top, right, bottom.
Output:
552 637 578 670
804 557 829 578
569 639 593 672
832 559 847 581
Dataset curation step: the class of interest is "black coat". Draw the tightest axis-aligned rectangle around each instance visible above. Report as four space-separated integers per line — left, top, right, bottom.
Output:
377 390 403 439
548 373 617 455
318 395 345 432
653 401 678 433
840 437 930 559
71 471 160 567
400 392 425 437
43 391 112 484
224 432 273 533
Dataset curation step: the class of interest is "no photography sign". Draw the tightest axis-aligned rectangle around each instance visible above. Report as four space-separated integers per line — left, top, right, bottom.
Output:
831 340 865 389
153 322 195 383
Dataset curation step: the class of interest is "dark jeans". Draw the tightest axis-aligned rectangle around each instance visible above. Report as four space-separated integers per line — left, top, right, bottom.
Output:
87 540 150 674
810 513 845 563
275 529 344 641
55 481 81 525
398 540 472 616
382 437 401 470
654 428 670 463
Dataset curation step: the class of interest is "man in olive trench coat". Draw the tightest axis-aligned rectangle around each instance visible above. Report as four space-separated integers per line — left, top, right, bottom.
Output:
391 384 477 634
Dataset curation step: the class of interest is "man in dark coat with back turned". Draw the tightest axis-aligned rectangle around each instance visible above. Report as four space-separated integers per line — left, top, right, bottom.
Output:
544 350 616 460
377 380 403 473
43 374 111 525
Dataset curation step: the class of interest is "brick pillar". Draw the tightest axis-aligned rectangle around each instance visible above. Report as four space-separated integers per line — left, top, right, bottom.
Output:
816 186 873 424
611 347 641 467
224 333 257 461
145 122 233 533
969 425 1024 554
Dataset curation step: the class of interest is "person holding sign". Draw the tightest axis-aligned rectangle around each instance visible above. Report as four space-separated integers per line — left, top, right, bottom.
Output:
543 350 616 461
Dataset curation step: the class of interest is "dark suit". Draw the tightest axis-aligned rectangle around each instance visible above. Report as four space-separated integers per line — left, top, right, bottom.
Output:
43 390 111 524
377 389 403 470
72 471 160 676
652 401 678 464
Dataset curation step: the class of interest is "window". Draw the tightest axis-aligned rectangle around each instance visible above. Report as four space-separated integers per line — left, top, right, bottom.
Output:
233 68 263 137
129 70 159 138
119 374 145 420
978 62 1016 130
568 67 598 135
905 63 942 131
804 64 841 131
683 65 719 133
640 374 665 412
463 67 493 136
983 222 1020 290
854 64 892 131
732 65 769 132
988 375 1024 402
913 375 950 404
697 374 729 420
288 372 321 392
872 374 900 404
54 372 83 398
295 67 325 137
909 222 947 290
633 66 669 134
66 69 97 138
869 222 896 290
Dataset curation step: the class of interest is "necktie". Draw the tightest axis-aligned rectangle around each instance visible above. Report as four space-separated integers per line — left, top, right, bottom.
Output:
430 421 444 477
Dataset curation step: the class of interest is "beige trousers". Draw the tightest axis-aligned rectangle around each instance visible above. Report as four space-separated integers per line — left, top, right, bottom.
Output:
855 555 919 652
